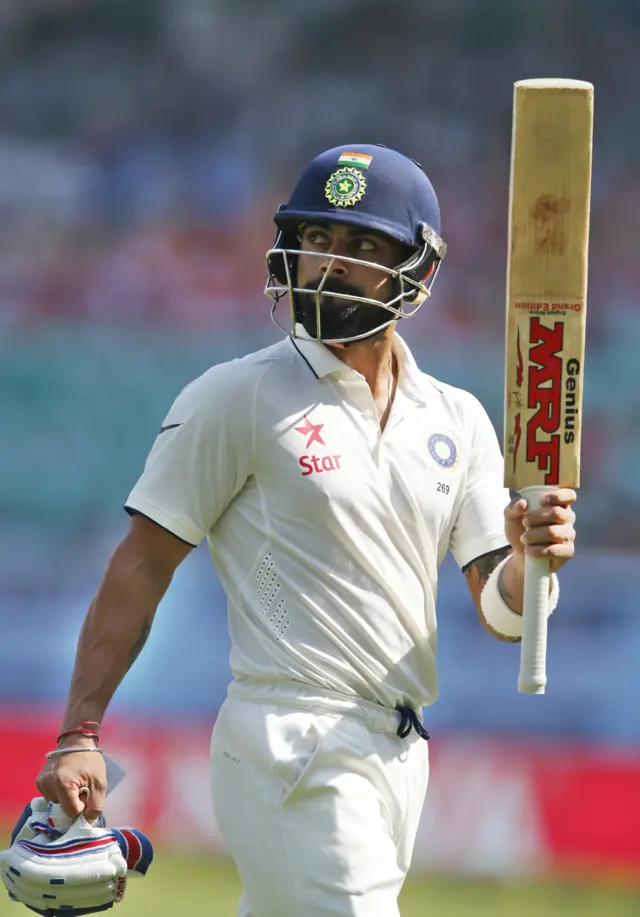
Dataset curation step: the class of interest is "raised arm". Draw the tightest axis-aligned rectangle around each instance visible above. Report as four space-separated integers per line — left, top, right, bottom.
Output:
462 545 519 642
36 513 193 819
463 490 577 642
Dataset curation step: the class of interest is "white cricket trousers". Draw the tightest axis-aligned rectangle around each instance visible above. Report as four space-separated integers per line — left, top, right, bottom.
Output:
210 684 430 917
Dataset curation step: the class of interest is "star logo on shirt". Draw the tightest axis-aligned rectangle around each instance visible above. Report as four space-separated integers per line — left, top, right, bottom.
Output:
295 416 325 448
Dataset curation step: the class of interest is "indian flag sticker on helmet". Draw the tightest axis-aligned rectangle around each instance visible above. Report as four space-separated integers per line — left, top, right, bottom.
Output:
338 151 373 170
325 168 367 208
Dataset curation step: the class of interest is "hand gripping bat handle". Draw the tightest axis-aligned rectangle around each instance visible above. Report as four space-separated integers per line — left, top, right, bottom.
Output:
517 486 553 695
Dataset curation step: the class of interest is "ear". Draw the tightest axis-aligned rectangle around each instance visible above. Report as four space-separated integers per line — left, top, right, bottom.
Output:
421 262 435 283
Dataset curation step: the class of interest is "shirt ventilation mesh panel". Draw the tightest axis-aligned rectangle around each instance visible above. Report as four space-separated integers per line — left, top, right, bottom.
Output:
254 553 290 638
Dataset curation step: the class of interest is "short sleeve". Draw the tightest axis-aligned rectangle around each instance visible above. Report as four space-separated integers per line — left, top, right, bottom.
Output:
449 397 511 569
125 362 254 546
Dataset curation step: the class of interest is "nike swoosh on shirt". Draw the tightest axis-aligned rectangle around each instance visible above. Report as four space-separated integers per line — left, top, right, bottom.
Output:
158 423 183 434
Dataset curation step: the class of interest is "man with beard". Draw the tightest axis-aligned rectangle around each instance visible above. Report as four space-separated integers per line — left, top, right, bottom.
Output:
35 144 578 916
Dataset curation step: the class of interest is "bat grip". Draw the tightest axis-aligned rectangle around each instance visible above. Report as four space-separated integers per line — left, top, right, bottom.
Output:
517 485 554 695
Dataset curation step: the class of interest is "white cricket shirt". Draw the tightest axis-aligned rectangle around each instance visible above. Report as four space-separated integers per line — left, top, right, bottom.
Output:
126 332 510 711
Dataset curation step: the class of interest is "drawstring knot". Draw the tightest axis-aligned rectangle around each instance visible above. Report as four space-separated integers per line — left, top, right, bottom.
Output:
396 705 430 741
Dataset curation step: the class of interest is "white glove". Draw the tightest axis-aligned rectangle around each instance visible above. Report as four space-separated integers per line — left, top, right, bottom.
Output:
0 798 153 916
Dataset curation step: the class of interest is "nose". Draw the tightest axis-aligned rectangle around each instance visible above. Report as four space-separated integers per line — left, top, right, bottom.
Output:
319 240 349 277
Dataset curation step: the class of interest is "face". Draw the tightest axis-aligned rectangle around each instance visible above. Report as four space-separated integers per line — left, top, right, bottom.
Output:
295 222 409 343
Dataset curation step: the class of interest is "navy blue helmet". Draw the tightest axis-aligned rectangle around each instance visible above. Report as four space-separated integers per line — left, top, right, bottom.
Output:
265 143 447 343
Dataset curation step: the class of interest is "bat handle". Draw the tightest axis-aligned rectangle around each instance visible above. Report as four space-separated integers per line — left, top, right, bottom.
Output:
517 485 554 695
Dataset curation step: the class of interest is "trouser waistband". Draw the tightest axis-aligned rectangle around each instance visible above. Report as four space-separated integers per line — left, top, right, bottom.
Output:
226 680 430 741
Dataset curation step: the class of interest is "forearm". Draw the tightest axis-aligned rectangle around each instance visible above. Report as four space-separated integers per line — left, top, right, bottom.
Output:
497 551 555 615
496 551 525 615
60 547 172 733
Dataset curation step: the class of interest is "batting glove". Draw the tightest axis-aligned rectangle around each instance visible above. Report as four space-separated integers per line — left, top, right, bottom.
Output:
0 798 153 916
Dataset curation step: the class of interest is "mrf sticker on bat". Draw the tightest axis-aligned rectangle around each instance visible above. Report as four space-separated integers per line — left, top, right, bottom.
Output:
506 313 583 486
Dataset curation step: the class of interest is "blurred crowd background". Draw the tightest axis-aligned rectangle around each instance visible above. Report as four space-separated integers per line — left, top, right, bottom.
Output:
2 0 640 766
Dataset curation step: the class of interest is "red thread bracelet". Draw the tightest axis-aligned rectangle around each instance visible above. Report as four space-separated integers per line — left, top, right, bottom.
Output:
56 721 101 744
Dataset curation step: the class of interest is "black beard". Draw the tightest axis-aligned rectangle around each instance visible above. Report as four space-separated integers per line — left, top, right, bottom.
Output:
295 278 392 342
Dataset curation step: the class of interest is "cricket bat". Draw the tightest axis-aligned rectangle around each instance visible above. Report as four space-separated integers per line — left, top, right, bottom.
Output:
504 78 593 694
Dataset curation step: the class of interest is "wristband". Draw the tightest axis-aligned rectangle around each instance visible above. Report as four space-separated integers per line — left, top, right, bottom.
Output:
480 555 559 639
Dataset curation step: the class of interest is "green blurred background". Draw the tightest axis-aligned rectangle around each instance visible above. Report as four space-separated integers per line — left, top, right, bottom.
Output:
1 853 638 917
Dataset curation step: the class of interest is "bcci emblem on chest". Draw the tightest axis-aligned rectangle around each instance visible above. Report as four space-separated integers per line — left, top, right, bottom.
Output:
427 432 458 469
325 167 367 208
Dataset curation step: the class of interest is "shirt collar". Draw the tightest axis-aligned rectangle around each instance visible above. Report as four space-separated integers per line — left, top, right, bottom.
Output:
392 333 430 406
289 325 429 406
289 326 347 379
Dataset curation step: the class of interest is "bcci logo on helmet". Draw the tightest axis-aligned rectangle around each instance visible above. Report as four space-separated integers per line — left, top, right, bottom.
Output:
325 167 367 208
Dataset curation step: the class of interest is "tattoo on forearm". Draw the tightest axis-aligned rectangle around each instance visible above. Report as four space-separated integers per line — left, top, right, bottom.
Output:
462 546 512 591
127 617 152 670
497 562 516 604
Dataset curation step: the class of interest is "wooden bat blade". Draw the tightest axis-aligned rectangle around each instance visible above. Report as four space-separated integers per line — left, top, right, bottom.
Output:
503 79 593 695
504 78 593 492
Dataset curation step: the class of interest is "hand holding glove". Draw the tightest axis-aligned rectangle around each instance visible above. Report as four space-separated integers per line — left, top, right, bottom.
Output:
0 798 153 916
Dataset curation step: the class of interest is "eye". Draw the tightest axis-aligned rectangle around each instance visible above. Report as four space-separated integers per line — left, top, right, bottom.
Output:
354 238 376 252
304 229 330 247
